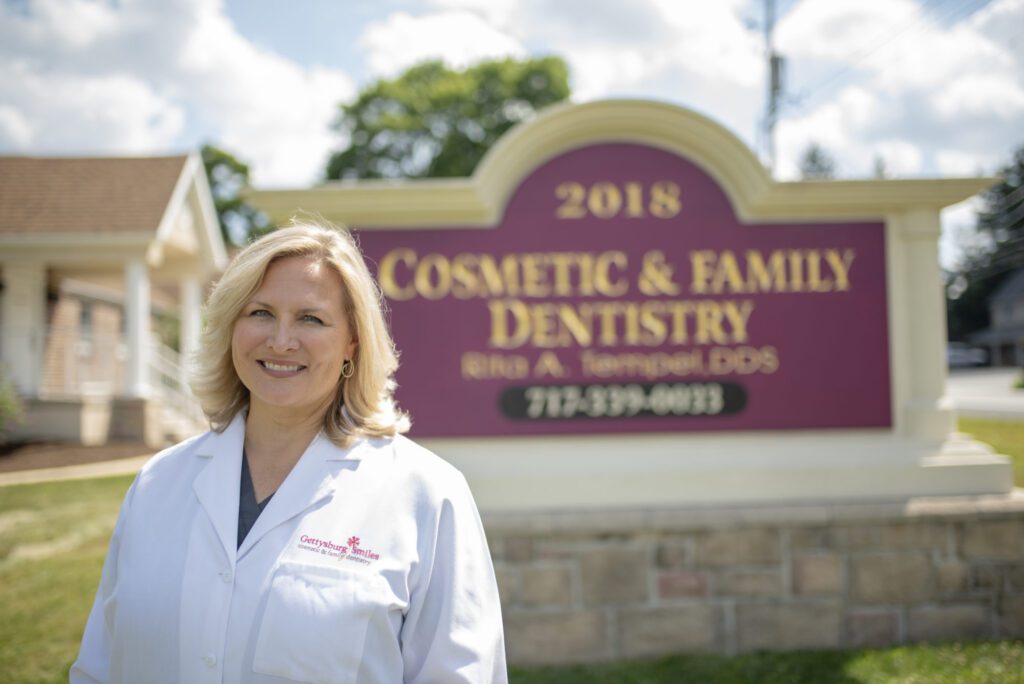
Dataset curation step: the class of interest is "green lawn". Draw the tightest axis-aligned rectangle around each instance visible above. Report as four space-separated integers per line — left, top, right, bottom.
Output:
961 417 1024 486
0 418 1023 683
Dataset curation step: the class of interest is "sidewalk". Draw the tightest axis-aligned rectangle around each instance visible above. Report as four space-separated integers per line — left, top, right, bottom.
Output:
0 453 151 487
948 367 1024 420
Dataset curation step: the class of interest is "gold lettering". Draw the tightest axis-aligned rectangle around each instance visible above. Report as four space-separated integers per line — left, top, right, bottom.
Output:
378 248 417 301
709 250 745 294
414 254 451 300
745 250 788 293
488 299 531 349
805 250 834 292
533 351 567 378
826 249 856 291
721 300 755 344
594 252 629 296
556 303 592 347
689 250 717 294
638 250 681 295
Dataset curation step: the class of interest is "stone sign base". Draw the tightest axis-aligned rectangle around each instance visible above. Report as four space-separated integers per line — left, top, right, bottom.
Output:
486 492 1024 664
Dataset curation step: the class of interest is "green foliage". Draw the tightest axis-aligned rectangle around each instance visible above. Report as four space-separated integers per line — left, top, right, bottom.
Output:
326 56 570 180
0 367 24 443
798 141 837 180
947 143 1024 340
200 144 271 246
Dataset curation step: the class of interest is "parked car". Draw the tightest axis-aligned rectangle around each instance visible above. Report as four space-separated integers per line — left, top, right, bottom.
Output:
947 342 988 367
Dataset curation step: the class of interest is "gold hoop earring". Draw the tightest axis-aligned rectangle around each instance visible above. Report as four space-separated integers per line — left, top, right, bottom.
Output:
341 359 354 379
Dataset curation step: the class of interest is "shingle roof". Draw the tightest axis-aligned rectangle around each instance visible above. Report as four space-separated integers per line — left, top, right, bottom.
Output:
991 268 1024 304
0 155 189 235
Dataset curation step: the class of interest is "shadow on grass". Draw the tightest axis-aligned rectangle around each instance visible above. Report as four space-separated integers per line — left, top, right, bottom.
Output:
511 650 864 684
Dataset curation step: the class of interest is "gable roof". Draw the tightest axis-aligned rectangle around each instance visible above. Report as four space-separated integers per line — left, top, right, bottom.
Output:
0 155 190 235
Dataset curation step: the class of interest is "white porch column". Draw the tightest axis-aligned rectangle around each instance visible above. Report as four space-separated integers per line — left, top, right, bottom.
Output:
179 276 202 372
124 259 151 398
0 261 46 395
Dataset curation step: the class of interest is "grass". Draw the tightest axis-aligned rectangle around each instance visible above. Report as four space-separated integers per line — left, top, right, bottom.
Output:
510 642 1024 683
0 475 133 684
960 417 1024 486
0 419 1022 683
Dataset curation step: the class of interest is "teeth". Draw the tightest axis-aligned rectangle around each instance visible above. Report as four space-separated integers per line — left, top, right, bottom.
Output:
263 361 302 372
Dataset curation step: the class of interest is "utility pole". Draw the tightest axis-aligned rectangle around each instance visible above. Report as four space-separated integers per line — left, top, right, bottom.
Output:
761 0 785 174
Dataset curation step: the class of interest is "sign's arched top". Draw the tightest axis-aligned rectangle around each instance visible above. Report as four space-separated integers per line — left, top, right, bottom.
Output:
252 99 991 229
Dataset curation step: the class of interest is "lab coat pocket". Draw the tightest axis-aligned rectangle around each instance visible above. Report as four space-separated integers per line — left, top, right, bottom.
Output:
253 561 386 684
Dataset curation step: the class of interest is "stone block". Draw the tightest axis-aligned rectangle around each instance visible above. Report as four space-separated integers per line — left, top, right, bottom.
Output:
970 564 1006 592
504 610 608 665
736 602 842 651
656 539 694 569
697 528 779 567
846 610 900 648
850 554 932 605
619 606 720 658
789 527 829 550
793 554 842 596
534 535 593 560
716 569 781 597
961 520 1024 560
581 548 649 605
494 564 521 608
658 571 709 599
505 536 534 563
907 604 990 642
520 566 572 608
936 560 969 595
1009 566 1024 592
999 594 1024 638
828 526 878 550
877 523 949 552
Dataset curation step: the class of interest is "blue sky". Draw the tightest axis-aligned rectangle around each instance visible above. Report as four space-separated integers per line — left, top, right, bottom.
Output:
1 0 1021 266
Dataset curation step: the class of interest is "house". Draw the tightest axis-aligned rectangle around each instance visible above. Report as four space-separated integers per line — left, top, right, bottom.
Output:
970 267 1024 366
0 154 228 446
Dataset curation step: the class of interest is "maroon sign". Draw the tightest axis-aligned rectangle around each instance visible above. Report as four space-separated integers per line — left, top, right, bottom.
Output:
356 143 891 438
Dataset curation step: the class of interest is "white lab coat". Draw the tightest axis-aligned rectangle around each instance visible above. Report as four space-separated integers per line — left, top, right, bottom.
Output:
70 413 507 684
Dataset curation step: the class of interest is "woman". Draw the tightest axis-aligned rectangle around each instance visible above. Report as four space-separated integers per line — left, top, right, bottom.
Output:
71 223 507 684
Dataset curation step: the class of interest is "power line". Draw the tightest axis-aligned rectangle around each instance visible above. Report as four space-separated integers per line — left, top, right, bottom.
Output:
787 0 983 113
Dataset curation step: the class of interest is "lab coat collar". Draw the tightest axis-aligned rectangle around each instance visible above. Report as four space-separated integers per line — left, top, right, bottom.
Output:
192 412 372 562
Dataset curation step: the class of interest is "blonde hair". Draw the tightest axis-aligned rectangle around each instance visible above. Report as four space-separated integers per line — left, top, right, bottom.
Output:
191 221 410 446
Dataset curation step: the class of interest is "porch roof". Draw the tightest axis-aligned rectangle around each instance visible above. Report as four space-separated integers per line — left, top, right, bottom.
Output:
0 155 189 235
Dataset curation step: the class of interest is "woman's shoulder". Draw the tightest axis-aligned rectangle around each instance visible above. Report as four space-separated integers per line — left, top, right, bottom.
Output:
363 433 471 501
134 429 218 485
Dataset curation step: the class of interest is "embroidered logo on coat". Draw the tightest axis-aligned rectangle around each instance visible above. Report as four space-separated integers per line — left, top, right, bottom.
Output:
297 534 381 564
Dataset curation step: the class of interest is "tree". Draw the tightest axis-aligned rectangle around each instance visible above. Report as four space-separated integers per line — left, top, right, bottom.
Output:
946 143 1024 340
201 144 270 246
326 56 570 181
798 142 837 180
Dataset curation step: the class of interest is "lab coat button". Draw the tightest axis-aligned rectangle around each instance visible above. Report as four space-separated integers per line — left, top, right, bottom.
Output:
202 653 217 667
220 570 233 583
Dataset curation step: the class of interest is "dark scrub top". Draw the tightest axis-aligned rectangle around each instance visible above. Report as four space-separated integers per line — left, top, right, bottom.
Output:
237 452 273 548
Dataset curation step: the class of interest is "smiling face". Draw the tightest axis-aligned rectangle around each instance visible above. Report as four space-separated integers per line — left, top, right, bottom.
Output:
231 255 357 423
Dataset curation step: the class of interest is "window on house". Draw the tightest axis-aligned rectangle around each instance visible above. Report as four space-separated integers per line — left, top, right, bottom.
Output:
80 301 93 339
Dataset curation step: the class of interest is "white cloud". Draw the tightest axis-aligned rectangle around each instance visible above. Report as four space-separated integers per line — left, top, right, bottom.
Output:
0 59 184 153
774 0 1024 179
0 0 356 186
370 0 764 155
360 11 526 77
0 105 36 149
